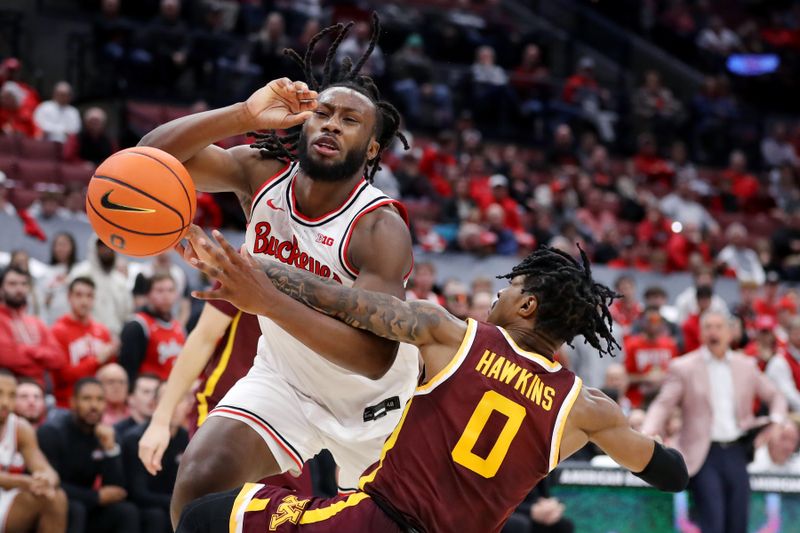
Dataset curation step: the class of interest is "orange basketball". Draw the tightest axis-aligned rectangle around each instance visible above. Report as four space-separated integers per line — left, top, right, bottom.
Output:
86 147 196 257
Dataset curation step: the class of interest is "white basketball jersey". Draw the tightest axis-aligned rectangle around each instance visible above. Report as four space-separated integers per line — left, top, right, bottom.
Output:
0 414 24 475
245 162 419 436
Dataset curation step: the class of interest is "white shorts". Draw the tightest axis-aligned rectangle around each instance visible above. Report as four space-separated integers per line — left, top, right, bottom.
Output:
0 488 19 530
209 354 415 492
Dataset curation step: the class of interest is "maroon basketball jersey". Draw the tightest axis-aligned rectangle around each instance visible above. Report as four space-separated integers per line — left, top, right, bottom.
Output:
189 300 262 431
360 319 582 533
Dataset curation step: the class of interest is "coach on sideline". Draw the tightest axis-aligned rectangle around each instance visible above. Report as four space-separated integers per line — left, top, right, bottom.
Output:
643 310 786 533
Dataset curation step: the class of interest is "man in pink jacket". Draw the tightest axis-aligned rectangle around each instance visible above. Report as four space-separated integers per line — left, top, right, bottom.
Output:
643 310 787 533
0 266 63 385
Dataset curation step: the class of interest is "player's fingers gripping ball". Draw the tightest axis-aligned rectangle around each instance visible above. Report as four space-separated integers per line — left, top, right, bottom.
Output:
86 147 196 257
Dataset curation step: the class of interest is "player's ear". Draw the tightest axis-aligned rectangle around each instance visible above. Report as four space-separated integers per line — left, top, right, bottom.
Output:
367 138 380 161
519 295 538 318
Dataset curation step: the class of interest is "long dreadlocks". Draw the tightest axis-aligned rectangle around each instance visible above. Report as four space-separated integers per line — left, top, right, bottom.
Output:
497 245 621 357
249 12 408 182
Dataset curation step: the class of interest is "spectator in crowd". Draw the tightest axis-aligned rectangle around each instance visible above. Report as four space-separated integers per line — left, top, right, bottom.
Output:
51 277 118 408
93 0 134 66
602 363 632 415
0 81 40 138
480 175 523 231
691 76 739 165
406 262 441 303
144 0 191 90
744 315 781 372
575 188 617 243
29 191 69 222
97 363 129 426
754 271 782 318
502 477 573 533
721 150 760 211
643 311 786 533
0 58 40 114
468 291 493 322
775 296 797 344
547 124 578 167
561 326 625 390
561 57 617 142
632 133 673 189
42 232 79 325
114 373 160 436
33 81 81 143
636 203 673 250
0 172 16 217
66 107 116 165
0 266 63 384
469 46 516 133
696 16 742 57
624 306 679 408
442 280 470 320
336 20 385 78
249 12 290 82
38 377 140 533
122 385 191 533
15 378 47 427
748 421 800 474
682 285 715 353
771 207 800 281
0 370 68 533
391 33 452 129
675 267 729 324
62 184 89 223
119 273 185 384
632 70 682 144
71 237 133 336
510 43 551 131
666 222 712 272
128 252 190 325
660 174 719 233
609 275 643 337
767 316 800 412
761 122 799 169
716 223 766 285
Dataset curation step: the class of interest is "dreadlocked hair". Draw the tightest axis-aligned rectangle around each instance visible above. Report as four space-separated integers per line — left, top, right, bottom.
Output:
249 12 409 182
497 245 621 357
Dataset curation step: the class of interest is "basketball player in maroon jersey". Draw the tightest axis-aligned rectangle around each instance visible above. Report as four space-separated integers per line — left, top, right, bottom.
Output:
175 232 689 533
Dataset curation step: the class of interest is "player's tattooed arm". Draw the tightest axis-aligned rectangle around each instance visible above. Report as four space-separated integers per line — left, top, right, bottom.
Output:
185 228 466 348
262 260 461 346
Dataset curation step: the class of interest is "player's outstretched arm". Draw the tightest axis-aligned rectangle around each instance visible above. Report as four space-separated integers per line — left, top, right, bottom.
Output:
139 303 233 476
187 229 467 349
560 387 689 492
138 78 317 196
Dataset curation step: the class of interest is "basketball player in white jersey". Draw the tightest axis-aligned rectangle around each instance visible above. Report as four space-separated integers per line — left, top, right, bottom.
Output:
137 17 419 526
0 370 67 532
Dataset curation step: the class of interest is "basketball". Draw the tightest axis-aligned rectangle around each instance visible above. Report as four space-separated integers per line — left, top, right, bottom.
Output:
85 147 196 257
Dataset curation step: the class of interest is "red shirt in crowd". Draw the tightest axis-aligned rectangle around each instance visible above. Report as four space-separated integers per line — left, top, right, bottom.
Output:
722 169 760 207
0 304 63 384
633 153 674 188
50 314 113 407
637 217 673 247
562 74 598 104
0 106 40 138
665 233 712 272
681 313 704 353
610 299 643 331
419 147 456 198
624 334 679 408
743 340 785 372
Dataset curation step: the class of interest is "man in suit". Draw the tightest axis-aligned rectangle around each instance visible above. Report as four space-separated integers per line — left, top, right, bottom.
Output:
643 310 787 533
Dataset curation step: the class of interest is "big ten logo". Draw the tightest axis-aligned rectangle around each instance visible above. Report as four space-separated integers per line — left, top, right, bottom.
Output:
315 233 334 247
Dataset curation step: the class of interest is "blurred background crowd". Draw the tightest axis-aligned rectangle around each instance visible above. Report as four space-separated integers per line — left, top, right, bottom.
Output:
2 0 800 532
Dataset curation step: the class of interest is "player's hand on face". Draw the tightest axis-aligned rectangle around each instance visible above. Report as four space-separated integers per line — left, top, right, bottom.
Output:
138 421 171 476
190 229 274 316
245 78 318 130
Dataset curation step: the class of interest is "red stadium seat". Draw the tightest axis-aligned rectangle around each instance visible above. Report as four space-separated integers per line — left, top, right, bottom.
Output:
0 136 19 155
16 159 61 187
10 188 40 210
0 155 18 182
18 138 61 160
59 162 95 187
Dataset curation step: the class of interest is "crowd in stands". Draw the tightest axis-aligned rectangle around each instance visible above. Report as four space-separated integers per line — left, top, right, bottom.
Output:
1 1 800 530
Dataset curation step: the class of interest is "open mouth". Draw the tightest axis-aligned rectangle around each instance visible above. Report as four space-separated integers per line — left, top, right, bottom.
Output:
312 137 340 157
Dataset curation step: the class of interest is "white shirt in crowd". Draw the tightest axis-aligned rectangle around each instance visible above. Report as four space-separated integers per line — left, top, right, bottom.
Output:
703 348 741 443
33 100 81 143
674 285 730 324
766 346 800 412
696 28 741 55
761 137 799 168
659 194 719 233
716 244 766 285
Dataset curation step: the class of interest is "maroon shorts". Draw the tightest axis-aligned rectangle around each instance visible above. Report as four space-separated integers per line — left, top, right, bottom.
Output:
182 483 404 533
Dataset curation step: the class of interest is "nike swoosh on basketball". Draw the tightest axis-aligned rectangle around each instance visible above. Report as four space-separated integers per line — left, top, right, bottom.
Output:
100 191 156 213
266 198 285 212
